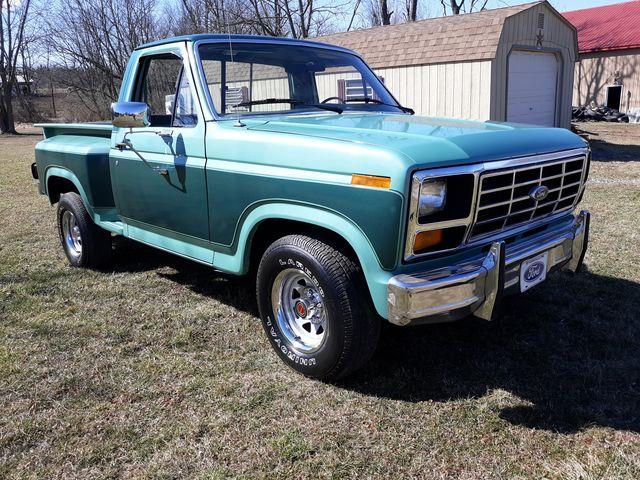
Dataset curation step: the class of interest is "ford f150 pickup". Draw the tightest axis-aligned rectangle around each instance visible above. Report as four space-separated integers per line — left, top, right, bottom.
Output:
33 34 590 380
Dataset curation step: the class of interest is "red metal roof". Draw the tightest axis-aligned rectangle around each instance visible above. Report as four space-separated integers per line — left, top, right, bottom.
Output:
563 1 640 53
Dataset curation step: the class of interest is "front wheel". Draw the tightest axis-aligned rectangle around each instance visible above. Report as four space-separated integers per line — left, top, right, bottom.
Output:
256 235 380 381
57 192 112 269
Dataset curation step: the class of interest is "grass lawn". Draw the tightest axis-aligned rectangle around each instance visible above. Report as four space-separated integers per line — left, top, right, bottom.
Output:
1 123 639 479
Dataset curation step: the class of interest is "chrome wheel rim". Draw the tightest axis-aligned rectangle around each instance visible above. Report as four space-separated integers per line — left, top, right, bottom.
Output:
62 210 82 259
271 269 327 353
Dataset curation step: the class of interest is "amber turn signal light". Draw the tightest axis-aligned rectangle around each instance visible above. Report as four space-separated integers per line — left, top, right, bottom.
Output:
351 174 391 189
413 229 443 253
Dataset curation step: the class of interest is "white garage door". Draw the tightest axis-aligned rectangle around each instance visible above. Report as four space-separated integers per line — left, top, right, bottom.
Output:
507 51 558 126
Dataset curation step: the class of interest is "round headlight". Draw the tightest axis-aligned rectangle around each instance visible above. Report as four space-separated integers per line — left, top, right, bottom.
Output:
418 179 447 218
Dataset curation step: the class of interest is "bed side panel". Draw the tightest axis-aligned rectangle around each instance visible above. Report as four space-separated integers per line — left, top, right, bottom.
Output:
35 135 114 209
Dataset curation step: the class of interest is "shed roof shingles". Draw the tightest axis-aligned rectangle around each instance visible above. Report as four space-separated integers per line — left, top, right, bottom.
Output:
317 1 540 68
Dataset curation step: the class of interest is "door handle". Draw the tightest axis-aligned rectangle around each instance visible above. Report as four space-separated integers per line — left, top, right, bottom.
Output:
153 166 172 176
156 129 174 139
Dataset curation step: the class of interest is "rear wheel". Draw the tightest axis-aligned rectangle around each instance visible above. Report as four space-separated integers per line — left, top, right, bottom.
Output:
57 192 112 269
256 234 379 380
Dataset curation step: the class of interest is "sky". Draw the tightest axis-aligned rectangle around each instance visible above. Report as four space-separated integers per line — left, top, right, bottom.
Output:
484 0 633 12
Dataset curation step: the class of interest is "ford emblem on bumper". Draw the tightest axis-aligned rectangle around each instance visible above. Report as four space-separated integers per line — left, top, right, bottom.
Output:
523 260 545 282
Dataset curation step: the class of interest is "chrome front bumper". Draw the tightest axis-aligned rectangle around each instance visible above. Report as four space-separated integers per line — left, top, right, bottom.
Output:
387 210 590 326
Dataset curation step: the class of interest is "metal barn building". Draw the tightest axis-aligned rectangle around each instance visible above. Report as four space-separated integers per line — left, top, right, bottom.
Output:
564 1 640 113
318 1 578 128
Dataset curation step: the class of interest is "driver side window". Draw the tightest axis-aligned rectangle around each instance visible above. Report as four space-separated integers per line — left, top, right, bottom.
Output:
132 53 197 128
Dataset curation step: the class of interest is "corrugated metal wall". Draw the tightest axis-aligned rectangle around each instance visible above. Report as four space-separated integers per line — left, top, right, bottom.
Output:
573 49 640 112
492 3 577 128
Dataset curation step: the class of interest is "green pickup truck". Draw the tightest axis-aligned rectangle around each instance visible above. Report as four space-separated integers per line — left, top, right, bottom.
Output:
33 35 590 380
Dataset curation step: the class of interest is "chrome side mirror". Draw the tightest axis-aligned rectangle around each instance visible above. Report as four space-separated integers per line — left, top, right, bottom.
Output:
111 102 150 128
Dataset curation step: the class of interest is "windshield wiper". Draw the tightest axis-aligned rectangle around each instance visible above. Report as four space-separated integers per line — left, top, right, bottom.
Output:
234 98 302 107
343 97 415 115
233 98 343 114
300 103 343 114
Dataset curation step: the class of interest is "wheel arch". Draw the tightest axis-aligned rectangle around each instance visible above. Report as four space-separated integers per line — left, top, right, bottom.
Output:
248 218 361 275
213 202 392 318
47 176 78 203
45 168 91 210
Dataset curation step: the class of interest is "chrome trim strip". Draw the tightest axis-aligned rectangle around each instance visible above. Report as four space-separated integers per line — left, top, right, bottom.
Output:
404 147 590 261
480 155 584 179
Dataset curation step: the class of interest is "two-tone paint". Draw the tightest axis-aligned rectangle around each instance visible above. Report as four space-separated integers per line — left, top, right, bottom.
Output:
34 35 588 319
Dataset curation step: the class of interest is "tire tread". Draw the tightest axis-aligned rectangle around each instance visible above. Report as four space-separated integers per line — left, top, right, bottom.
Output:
258 234 380 380
57 192 112 269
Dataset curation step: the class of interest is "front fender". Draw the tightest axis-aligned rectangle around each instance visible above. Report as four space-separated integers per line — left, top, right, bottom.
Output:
212 202 394 318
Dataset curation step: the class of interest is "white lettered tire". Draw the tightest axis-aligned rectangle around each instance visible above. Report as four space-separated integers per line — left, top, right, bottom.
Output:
256 235 380 380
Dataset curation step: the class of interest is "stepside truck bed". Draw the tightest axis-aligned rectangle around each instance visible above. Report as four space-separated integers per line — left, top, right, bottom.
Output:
34 123 122 231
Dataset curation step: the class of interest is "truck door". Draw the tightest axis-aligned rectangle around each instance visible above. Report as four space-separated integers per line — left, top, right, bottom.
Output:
110 46 210 260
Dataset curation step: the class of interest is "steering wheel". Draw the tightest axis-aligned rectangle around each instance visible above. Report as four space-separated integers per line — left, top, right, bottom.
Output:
321 97 342 104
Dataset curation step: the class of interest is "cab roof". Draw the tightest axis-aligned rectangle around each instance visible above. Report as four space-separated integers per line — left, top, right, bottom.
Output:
135 34 357 55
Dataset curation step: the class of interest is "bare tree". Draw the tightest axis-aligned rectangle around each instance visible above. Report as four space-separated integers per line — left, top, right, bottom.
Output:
0 0 33 133
239 0 341 38
14 39 41 122
242 0 290 36
380 0 393 24
346 0 361 30
365 0 393 26
177 0 250 34
45 0 165 119
440 0 489 15
178 0 344 38
405 0 418 21
439 0 487 15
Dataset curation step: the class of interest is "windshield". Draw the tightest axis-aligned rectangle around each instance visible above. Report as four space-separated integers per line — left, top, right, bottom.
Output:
197 42 402 117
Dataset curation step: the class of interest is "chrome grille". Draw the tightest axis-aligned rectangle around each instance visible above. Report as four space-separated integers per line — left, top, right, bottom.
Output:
468 154 587 240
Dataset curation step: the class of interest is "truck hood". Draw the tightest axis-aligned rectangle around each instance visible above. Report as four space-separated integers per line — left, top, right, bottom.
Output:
244 113 588 168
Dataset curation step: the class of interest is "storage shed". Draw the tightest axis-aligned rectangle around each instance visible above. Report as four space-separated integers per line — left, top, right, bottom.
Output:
318 1 578 128
564 1 640 113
